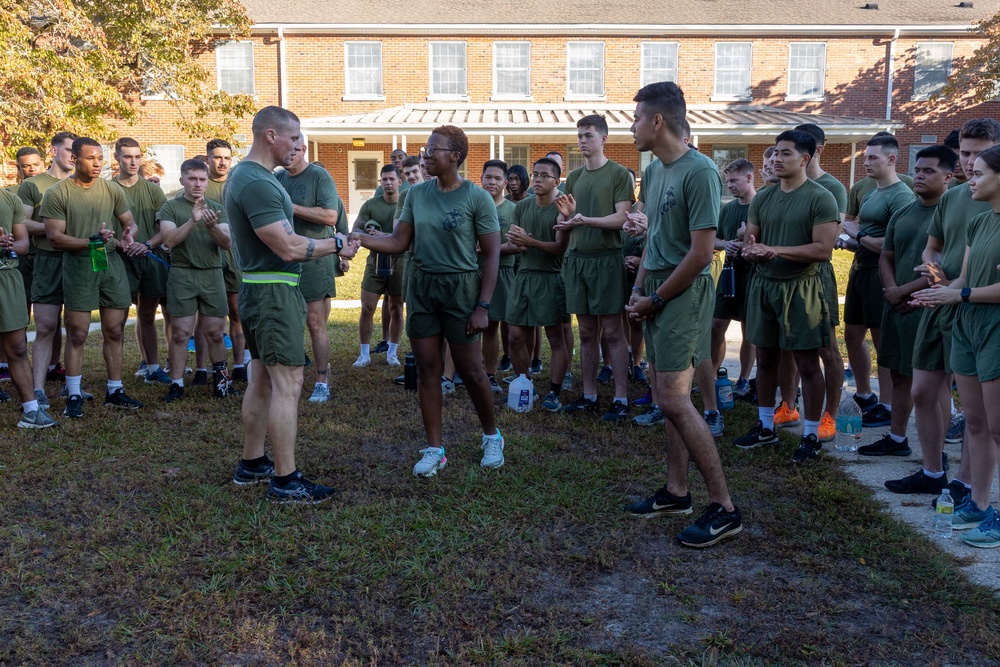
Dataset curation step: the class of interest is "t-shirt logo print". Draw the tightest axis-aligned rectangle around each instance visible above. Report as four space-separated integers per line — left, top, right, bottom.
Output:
659 187 677 215
442 208 466 232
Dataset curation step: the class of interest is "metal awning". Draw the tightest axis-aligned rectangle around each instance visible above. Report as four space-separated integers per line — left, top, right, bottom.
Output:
301 103 903 144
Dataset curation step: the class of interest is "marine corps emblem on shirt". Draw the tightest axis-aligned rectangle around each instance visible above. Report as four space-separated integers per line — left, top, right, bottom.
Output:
442 208 465 231
659 187 677 215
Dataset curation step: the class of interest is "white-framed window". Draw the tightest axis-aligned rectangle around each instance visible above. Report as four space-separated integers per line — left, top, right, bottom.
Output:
147 145 184 196
713 42 752 101
493 42 531 99
429 42 468 98
907 144 931 177
641 42 679 87
216 41 255 95
787 43 826 100
503 145 530 168
566 146 585 172
913 42 954 100
345 42 383 99
566 42 605 99
712 145 748 176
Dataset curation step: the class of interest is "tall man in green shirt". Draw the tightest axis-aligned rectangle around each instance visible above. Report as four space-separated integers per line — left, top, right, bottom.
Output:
40 137 145 418
624 82 742 548
842 134 916 428
227 106 357 503
555 115 635 422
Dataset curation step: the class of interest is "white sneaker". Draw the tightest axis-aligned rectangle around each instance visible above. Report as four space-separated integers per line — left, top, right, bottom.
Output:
352 355 371 368
308 384 330 403
480 429 505 468
387 355 401 367
134 361 148 377
413 446 447 477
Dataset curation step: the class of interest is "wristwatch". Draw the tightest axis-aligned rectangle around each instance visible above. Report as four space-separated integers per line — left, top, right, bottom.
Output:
335 236 344 253
649 293 667 311
961 287 972 303
475 300 490 310
856 230 867 241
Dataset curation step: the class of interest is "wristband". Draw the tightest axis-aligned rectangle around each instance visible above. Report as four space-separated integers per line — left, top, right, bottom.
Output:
649 293 666 311
475 301 490 310
335 236 344 253
631 286 643 293
961 287 972 303
856 230 867 241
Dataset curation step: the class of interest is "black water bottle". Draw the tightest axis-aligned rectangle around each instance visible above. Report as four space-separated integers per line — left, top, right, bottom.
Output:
403 352 417 390
376 252 392 277
721 260 736 298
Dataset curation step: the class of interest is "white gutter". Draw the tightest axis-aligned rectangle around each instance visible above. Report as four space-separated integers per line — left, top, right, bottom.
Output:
278 27 288 108
886 28 900 121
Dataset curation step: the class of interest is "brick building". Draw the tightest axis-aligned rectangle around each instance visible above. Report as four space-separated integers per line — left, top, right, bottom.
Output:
102 1 1000 214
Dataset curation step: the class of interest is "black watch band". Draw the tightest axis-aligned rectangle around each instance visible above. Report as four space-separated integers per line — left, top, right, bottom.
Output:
335 236 344 253
649 293 666 311
961 287 972 303
476 300 490 310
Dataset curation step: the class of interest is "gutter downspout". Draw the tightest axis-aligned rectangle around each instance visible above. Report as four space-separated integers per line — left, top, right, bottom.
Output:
885 28 899 121
278 27 288 109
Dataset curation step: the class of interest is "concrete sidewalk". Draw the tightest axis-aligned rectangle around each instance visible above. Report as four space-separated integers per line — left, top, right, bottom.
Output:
720 321 1000 592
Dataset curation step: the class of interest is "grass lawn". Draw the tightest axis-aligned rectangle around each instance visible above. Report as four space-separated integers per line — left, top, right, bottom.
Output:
2 279 999 664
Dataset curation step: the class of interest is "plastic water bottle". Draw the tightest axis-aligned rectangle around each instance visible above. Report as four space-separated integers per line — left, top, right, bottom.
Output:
403 353 417 391
507 373 534 412
715 367 734 410
89 234 109 272
835 396 863 451
934 488 954 538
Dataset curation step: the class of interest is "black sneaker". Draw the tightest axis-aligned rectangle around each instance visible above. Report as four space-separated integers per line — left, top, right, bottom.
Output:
734 420 779 450
792 433 822 464
858 433 911 457
677 503 743 548
163 384 185 403
862 404 892 427
46 362 66 383
498 355 513 372
561 396 599 414
853 392 879 413
885 469 948 494
266 470 335 504
213 369 233 398
394 374 405 386
596 365 613 384
231 366 248 383
0 387 8 403
372 340 389 354
632 365 648 384
104 388 144 410
530 358 543 375
627 485 693 518
192 370 208 386
63 394 84 418
933 480 970 508
233 456 275 485
601 400 630 422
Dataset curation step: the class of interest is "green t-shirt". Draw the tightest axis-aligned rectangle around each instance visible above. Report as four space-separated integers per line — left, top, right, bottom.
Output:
275 164 339 241
116 177 166 244
38 177 130 252
564 159 635 253
205 178 227 205
335 197 348 235
749 179 839 280
965 210 1000 289
357 195 400 235
18 172 61 252
855 180 916 267
716 199 750 242
485 198 517 269
927 182 991 280
225 160 297 275
512 197 563 273
847 174 914 218
398 179 500 274
640 149 720 274
882 200 937 288
157 195 228 269
0 188 24 270
373 179 410 199
814 173 848 215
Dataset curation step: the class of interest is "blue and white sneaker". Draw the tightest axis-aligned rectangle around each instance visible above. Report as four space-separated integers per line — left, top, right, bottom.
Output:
960 507 1000 548
144 367 172 385
953 498 992 530
480 430 505 469
413 446 447 477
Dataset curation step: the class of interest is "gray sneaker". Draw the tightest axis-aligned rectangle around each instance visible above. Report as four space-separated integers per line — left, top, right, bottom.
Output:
633 406 665 426
61 385 94 401
34 389 50 410
133 361 148 377
18 408 58 429
488 375 503 394
308 384 330 403
561 372 573 391
705 411 724 438
480 430 505 469
441 377 456 395
145 367 172 385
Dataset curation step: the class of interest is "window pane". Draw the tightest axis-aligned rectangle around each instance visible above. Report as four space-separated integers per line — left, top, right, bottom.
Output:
495 43 530 97
914 43 953 98
148 145 184 197
566 146 585 172
568 43 604 96
641 43 678 87
217 42 254 95
788 43 825 97
503 145 530 167
714 43 751 98
346 43 383 96
712 146 748 184
431 43 467 96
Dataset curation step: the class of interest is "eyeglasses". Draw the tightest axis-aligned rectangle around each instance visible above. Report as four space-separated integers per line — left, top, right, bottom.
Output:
531 172 555 180
423 144 457 157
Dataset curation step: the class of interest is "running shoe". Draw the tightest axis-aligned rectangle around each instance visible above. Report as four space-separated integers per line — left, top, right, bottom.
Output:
34 389 49 410
773 401 802 430
308 384 330 403
596 365 613 384
632 365 648 384
632 406 665 426
163 384 185 403
562 396 599 414
633 387 653 407
144 367 172 385
953 498 992 530
818 412 836 443
352 355 371 368
884 469 948 495
677 503 743 548
413 446 447 477
480 430 505 468
498 355 513 372
858 433 911 457
104 388 143 410
862 404 892 428
792 433 822 464
853 392 879 413
63 394 84 419
960 507 1000 548
561 372 573 391
945 412 965 444
488 375 503 394
133 361 147 378
530 359 543 375
541 392 561 412
233 456 274 485
734 421 779 450
627 485 693 518
266 471 335 505
705 411 724 438
372 340 389 354
17 408 58 429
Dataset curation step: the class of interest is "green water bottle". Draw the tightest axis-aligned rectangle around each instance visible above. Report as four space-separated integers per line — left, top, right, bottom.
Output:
89 234 109 272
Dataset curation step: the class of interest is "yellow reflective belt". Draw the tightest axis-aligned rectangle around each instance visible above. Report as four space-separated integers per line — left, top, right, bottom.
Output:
242 271 300 286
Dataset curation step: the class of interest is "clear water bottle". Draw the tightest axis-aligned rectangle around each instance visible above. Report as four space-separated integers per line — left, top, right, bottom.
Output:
89 234 109 272
507 373 534 413
715 367 734 410
835 396 863 452
934 488 954 538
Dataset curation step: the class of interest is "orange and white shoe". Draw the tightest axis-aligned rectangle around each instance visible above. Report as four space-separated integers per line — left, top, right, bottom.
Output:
818 411 837 442
773 401 802 430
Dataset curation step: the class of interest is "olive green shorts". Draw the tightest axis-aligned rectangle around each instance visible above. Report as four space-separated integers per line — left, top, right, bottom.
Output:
401 251 414 303
124 249 169 301
746 272 830 350
167 267 228 318
912 303 955 373
563 251 627 316
222 248 242 293
30 250 63 306
16 252 33 309
879 304 922 377
406 267 481 345
62 252 131 312
951 303 1000 381
844 264 884 328
819 260 840 327
506 270 569 328
0 269 29 333
487 265 515 322
361 254 406 297
299 255 336 302
642 270 714 372
239 282 307 367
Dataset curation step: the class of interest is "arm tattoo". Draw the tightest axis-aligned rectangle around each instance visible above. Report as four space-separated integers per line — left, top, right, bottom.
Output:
305 239 315 261
281 220 294 236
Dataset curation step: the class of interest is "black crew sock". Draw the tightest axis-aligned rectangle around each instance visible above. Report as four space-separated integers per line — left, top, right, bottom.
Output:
243 455 271 468
549 383 561 396
273 471 297 487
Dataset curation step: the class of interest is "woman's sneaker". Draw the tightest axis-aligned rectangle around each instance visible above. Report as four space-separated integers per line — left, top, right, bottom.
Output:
413 447 447 477
480 431 505 469
952 498 992 530
960 507 1000 548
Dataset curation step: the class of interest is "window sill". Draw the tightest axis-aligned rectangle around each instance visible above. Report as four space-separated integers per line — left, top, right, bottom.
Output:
343 94 386 101
910 94 939 102
564 95 606 102
492 95 533 102
710 95 752 102
784 95 825 103
427 95 470 102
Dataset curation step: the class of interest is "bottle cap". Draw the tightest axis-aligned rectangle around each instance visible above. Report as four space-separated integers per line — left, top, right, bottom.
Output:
717 367 728 377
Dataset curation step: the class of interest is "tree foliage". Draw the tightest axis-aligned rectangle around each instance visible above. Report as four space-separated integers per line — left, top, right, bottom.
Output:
942 13 1000 103
0 0 256 154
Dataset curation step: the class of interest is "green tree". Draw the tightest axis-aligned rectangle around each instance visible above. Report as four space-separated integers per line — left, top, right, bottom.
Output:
0 0 256 153
943 13 1000 103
